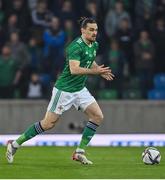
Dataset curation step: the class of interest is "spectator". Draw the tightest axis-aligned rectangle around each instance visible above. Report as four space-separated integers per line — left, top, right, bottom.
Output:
134 30 155 98
0 0 5 25
0 0 6 48
60 0 76 22
135 0 156 19
0 26 5 49
96 0 134 15
101 39 126 95
4 14 19 40
31 0 53 28
28 37 42 72
64 19 78 45
8 31 30 68
0 45 20 98
31 0 53 45
115 18 133 75
28 0 38 11
85 0 97 19
27 73 43 99
43 16 66 80
135 0 157 33
104 1 131 38
8 31 31 98
47 0 61 15
84 1 106 54
152 18 165 73
156 0 165 19
6 0 31 41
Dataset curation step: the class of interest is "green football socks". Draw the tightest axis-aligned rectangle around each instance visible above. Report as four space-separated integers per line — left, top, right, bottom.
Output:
78 121 98 150
13 120 98 150
16 122 44 145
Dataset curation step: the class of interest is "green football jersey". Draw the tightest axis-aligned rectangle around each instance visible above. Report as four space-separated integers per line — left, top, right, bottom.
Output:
55 36 99 92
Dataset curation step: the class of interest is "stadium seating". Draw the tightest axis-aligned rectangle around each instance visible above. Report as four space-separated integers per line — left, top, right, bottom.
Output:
148 74 165 100
148 90 165 100
122 89 142 99
129 76 141 89
97 89 118 100
154 74 165 89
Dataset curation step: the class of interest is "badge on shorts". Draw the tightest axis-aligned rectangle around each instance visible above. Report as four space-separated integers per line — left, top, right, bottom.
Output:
58 105 63 111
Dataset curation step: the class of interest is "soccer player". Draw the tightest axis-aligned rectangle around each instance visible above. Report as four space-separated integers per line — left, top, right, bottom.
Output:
6 17 114 165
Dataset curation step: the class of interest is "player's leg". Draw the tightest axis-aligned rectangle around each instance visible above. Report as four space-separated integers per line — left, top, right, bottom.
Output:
6 112 59 163
79 101 103 149
6 87 74 163
6 87 63 163
73 101 103 165
15 111 60 146
73 88 103 164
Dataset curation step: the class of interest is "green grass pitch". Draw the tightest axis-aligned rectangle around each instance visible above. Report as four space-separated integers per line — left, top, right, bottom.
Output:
0 146 165 179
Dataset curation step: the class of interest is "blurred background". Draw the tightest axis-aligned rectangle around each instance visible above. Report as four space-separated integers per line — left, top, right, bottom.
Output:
0 0 165 100
0 0 165 144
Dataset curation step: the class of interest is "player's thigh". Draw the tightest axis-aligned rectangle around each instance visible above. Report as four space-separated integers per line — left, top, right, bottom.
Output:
84 101 104 125
47 87 74 114
76 87 96 111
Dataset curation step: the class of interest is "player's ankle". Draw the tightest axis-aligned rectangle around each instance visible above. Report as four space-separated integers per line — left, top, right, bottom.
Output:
76 148 85 153
12 140 20 148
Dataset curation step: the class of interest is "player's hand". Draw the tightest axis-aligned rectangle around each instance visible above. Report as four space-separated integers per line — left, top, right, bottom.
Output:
101 71 115 81
92 64 112 75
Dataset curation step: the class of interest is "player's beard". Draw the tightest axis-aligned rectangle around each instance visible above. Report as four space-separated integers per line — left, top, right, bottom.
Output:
89 36 96 43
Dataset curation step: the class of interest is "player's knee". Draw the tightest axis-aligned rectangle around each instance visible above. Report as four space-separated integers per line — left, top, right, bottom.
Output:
42 122 55 130
41 118 56 130
98 113 104 122
93 113 104 124
46 121 56 130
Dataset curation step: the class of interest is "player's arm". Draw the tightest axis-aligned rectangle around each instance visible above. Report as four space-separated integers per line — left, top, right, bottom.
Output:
91 61 99 69
91 61 115 80
69 60 111 75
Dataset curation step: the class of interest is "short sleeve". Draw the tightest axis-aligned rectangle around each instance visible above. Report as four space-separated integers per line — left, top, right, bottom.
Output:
67 43 82 61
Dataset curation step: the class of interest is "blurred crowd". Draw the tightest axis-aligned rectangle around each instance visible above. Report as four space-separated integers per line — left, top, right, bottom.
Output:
0 0 165 99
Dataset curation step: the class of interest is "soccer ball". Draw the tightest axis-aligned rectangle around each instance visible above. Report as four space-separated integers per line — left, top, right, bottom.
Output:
142 147 161 165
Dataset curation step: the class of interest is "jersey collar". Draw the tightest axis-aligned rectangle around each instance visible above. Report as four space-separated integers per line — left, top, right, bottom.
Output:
81 35 93 47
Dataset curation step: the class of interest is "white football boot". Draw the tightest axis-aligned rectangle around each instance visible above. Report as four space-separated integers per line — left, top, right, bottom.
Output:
6 140 17 163
72 149 93 165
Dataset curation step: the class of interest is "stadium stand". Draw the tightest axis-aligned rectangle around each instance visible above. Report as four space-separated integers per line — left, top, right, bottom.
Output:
0 0 164 99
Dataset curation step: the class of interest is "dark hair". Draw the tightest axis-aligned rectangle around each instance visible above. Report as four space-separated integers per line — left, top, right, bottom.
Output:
78 17 96 28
